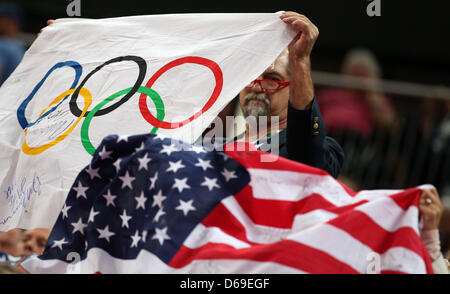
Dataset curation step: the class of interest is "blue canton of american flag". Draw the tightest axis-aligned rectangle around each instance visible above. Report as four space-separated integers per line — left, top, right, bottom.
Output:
24 133 249 272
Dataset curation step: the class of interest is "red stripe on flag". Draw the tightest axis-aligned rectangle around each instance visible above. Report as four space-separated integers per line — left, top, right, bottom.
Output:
169 240 359 273
380 270 407 274
234 185 343 228
389 188 422 211
325 200 368 215
224 143 328 176
202 202 254 245
328 210 434 273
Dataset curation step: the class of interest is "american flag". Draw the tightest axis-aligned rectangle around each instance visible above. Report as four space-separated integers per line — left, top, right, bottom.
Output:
20 133 434 274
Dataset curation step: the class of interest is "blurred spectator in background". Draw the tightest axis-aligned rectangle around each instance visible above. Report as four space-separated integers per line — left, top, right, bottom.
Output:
0 228 24 261
0 227 51 269
20 228 50 256
316 48 395 138
316 48 396 189
404 96 450 195
0 2 25 87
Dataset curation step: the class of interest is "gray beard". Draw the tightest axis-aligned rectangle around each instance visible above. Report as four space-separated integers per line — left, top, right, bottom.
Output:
242 92 270 119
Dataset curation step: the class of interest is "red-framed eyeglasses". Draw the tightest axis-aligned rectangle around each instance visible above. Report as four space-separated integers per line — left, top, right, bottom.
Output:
245 79 290 91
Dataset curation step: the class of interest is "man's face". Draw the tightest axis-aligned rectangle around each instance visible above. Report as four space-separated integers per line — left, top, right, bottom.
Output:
20 228 51 256
239 50 290 123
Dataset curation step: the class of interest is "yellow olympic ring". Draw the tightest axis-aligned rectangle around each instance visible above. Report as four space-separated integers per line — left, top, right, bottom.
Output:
22 88 92 155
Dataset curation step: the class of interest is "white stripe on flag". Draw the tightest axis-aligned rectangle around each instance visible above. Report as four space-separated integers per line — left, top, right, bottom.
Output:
353 189 404 202
183 223 250 249
287 223 426 273
355 197 420 234
21 247 306 274
176 258 307 274
291 209 338 232
247 168 353 206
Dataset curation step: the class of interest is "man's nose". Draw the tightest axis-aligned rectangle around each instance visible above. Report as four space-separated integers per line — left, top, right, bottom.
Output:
248 77 266 93
249 81 264 92
24 240 36 253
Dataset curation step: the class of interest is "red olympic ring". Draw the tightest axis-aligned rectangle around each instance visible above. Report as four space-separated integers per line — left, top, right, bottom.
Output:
139 56 223 129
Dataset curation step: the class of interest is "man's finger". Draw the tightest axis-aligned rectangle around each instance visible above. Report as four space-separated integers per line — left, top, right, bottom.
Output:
282 17 313 35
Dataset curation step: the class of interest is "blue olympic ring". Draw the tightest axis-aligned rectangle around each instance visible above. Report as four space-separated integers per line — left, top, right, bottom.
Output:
17 61 82 129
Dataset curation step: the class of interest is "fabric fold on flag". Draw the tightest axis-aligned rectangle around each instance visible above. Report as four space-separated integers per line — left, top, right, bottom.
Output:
20 133 433 274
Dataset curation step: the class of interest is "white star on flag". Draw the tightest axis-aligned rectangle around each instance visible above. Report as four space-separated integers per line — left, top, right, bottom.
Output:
130 230 141 248
88 208 99 223
98 146 112 160
61 203 71 219
51 238 68 250
154 133 167 141
152 190 166 208
137 153 151 171
166 160 185 173
119 170 135 189
201 176 220 191
152 227 170 245
120 209 132 228
190 145 206 154
85 165 101 180
160 144 178 156
195 158 213 171
97 225 115 242
73 181 88 199
102 189 117 207
117 135 129 143
71 218 87 235
149 171 158 190
153 208 165 222
175 199 196 216
172 177 190 193
135 192 147 210
113 158 122 172
135 142 146 152
221 168 238 182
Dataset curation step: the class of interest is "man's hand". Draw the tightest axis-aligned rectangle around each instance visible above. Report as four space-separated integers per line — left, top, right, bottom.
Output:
280 12 319 63
37 19 55 37
419 187 444 231
280 12 318 110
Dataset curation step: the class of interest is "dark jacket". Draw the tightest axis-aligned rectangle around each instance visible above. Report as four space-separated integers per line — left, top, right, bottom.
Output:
255 99 344 178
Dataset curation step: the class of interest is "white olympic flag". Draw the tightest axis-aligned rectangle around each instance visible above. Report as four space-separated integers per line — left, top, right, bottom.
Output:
0 13 296 231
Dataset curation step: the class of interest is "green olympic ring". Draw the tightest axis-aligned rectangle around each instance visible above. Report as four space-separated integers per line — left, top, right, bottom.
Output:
81 86 165 155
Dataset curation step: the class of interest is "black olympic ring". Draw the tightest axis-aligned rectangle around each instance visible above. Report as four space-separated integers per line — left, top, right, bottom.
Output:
69 56 147 117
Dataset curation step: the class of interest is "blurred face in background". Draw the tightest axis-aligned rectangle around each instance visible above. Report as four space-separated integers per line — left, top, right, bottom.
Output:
0 229 24 257
347 62 372 78
21 228 51 256
0 16 19 37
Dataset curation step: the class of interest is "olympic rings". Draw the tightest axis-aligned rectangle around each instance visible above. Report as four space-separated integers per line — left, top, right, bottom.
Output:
17 55 223 156
80 86 165 155
17 61 82 129
139 56 223 129
70 56 147 118
22 88 92 155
